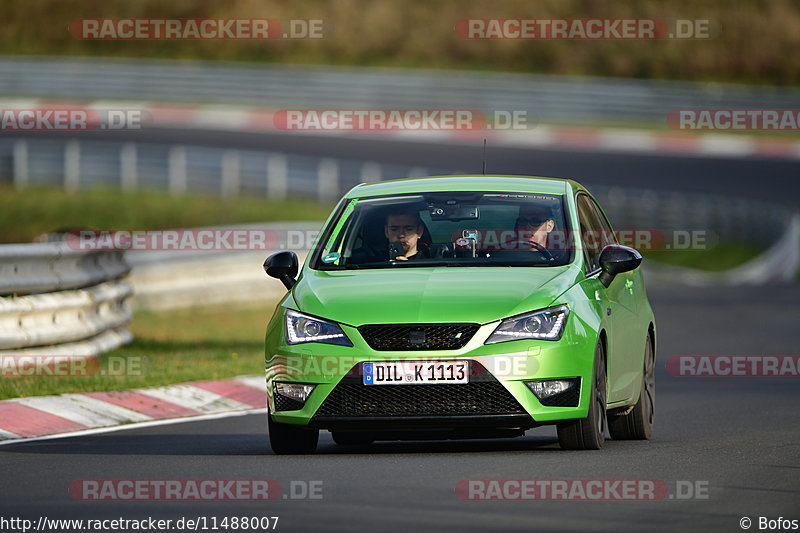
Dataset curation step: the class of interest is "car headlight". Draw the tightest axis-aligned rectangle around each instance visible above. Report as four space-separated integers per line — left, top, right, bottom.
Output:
485 305 569 344
285 309 353 346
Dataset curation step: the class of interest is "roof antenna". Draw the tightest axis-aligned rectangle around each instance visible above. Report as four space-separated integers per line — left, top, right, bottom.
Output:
482 138 487 175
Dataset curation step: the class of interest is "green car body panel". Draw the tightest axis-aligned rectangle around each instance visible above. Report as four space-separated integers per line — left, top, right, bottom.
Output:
264 176 656 429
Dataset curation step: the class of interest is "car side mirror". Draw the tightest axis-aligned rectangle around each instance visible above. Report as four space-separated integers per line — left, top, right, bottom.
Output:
598 245 642 288
264 251 299 290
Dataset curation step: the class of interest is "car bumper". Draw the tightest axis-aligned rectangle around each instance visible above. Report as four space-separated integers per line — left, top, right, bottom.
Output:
266 322 597 429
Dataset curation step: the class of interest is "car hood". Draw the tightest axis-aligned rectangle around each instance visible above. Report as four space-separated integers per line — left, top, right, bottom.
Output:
291 265 580 325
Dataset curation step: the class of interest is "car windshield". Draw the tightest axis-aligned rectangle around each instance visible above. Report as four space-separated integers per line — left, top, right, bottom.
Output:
312 191 572 270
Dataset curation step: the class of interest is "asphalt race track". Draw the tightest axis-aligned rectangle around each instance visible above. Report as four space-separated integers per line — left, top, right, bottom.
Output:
0 134 797 532
1 284 798 533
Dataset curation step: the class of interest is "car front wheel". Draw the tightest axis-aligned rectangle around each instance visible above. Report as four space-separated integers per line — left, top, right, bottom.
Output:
557 341 607 450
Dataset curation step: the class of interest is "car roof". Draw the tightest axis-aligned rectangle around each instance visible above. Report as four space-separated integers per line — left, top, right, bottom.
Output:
344 175 583 198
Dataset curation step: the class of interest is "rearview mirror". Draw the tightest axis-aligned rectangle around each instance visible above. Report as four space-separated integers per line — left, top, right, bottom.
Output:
598 245 642 288
264 251 299 290
429 204 479 221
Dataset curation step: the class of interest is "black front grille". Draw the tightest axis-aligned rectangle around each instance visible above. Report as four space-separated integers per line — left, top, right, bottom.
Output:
316 363 526 417
273 392 306 412
358 323 479 351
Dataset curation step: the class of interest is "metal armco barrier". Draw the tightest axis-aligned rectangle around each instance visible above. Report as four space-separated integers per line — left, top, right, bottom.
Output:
643 214 800 286
125 222 319 310
0 242 132 356
0 138 418 204
0 242 129 294
0 136 791 252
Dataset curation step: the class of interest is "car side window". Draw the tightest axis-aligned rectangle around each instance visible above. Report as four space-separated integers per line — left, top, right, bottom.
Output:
588 197 618 247
576 194 605 273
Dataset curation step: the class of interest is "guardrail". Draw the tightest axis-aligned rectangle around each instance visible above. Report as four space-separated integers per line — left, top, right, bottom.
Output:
0 241 129 294
0 137 438 203
125 222 317 310
643 214 800 286
0 242 132 357
0 136 792 252
1 56 799 123
589 184 791 251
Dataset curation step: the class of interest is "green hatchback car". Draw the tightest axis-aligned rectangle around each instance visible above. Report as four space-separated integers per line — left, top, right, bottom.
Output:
263 175 656 453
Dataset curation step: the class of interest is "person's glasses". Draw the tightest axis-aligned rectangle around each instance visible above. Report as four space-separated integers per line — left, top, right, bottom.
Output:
515 217 548 229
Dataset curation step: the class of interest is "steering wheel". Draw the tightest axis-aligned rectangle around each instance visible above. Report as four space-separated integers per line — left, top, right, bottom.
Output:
515 240 554 261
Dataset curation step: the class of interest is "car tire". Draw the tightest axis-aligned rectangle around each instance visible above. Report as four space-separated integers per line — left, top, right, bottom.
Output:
609 334 655 440
557 341 607 450
268 414 319 454
331 432 375 446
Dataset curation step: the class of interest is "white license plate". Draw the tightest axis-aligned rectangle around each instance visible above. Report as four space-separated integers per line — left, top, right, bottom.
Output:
362 360 469 385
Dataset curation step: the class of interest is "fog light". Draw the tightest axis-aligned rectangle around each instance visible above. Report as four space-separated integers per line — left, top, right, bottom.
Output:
525 379 578 400
274 382 316 411
275 382 315 402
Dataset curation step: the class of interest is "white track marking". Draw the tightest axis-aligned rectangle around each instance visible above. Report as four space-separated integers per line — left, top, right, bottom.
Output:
136 384 251 413
235 376 266 390
0 409 264 446
12 394 152 427
0 428 21 440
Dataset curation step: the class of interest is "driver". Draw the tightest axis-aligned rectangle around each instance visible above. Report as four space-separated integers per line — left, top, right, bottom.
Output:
385 211 430 260
513 204 556 252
